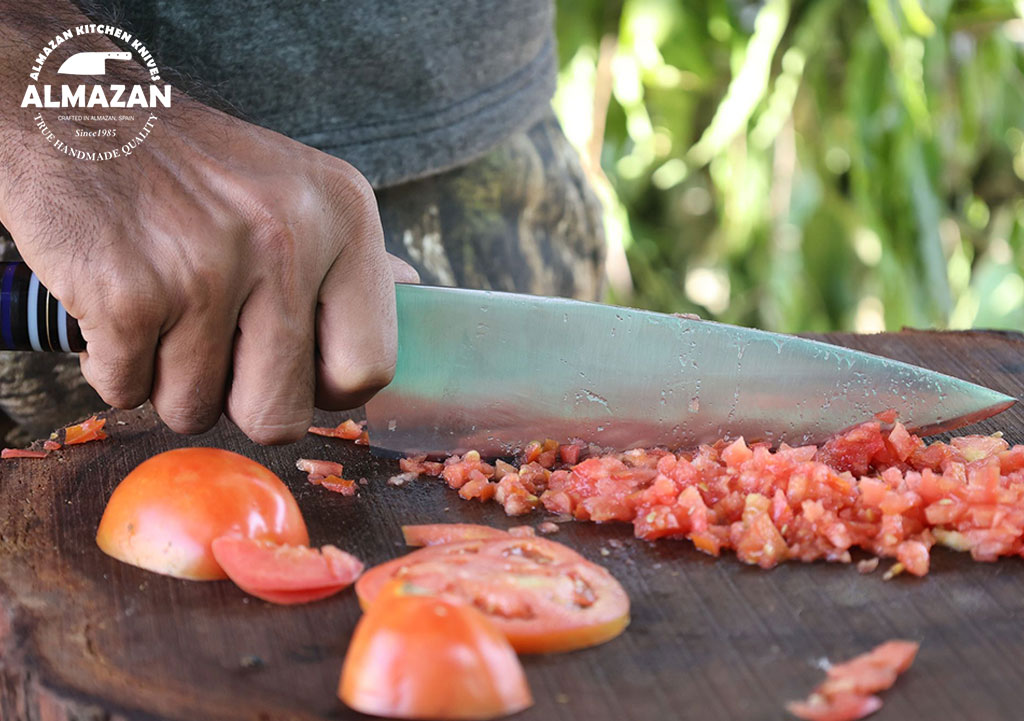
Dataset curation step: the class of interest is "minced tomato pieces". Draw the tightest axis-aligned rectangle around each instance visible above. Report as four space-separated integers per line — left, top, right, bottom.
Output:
399 419 1024 576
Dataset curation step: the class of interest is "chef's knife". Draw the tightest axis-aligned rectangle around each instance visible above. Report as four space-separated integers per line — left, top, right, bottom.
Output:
364 284 1016 456
3 263 1015 454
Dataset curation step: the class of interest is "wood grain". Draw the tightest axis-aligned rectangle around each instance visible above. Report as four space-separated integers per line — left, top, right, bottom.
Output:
1 330 1023 721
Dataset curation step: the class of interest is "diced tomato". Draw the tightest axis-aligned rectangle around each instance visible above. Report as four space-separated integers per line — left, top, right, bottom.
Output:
64 416 107 445
308 419 364 440
296 458 345 481
43 440 62 451
459 478 497 502
874 408 899 424
787 640 918 721
1 448 49 459
400 456 445 477
399 415 1024 578
559 443 582 465
211 535 363 604
320 476 358 496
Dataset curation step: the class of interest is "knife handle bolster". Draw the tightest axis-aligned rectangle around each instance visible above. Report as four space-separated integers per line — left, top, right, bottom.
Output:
1 262 86 352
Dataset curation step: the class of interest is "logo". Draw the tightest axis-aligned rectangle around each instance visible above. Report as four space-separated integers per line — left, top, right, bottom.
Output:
20 25 172 161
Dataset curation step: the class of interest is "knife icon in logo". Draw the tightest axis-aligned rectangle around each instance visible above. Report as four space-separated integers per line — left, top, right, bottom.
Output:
57 51 133 76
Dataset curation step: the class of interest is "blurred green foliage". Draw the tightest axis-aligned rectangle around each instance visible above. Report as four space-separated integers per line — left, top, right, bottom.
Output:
553 0 1024 332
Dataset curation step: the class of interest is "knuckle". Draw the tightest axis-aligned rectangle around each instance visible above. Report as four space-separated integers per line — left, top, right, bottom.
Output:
334 357 395 397
234 410 308 445
180 262 230 315
83 356 150 409
154 397 221 435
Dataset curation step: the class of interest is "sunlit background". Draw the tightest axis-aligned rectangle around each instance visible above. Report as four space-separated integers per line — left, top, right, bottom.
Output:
552 0 1024 332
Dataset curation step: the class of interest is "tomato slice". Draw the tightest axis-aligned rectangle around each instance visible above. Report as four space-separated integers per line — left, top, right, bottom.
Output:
211 536 363 605
1 448 49 459
401 524 510 547
339 589 532 720
356 536 630 653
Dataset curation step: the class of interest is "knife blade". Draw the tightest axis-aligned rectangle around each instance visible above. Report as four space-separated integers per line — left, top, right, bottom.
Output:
365 284 1016 457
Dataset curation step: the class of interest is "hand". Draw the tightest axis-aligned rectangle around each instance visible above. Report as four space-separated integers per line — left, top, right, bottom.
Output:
0 99 418 444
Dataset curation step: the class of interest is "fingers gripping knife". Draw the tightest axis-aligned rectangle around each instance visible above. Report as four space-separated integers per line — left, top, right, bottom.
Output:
0 262 85 352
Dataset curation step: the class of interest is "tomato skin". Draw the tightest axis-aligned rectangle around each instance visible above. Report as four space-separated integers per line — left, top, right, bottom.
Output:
211 536 362 605
339 590 532 720
96 448 309 580
402 524 509 547
1 448 49 459
308 419 364 440
64 416 108 445
357 536 630 654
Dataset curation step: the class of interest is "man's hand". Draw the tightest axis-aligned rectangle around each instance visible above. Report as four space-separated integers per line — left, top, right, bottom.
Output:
0 96 418 444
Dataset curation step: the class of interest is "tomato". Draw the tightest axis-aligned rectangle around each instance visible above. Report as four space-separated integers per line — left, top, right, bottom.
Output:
401 417 1024 576
402 524 509 547
64 415 107 445
296 457 345 481
339 588 532 720
308 418 364 439
320 476 358 496
786 693 882 721
211 535 362 604
356 536 630 654
787 640 918 721
1 448 48 459
43 439 62 451
96 448 309 580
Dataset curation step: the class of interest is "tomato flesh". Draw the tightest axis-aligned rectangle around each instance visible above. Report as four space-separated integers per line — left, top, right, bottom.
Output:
308 419 364 439
211 535 363 604
357 536 629 654
339 590 532 720
402 524 509 547
400 420 1024 575
787 640 918 721
64 415 108 445
96 448 309 580
1 448 49 459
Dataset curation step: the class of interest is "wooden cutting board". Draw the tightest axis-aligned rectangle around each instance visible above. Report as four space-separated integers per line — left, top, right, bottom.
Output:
2 329 1023 721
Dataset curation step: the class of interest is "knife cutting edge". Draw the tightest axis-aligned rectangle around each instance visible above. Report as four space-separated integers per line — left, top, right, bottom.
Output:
2 261 1015 454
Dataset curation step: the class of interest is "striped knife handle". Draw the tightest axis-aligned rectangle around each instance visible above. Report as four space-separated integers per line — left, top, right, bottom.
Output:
0 262 85 352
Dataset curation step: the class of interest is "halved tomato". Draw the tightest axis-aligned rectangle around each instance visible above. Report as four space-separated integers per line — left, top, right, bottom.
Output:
96 448 308 580
356 536 630 653
401 524 509 547
339 588 532 720
211 536 363 604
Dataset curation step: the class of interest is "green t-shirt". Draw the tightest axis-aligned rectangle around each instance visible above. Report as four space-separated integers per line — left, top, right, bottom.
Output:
110 0 556 187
